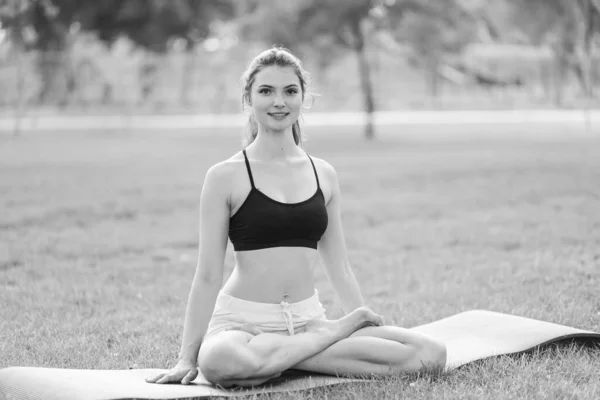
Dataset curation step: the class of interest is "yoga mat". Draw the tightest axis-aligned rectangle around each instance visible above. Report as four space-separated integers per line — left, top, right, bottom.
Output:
1 310 598 400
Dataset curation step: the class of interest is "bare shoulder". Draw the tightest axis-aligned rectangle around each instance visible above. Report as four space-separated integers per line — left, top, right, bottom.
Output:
308 155 340 204
309 155 339 184
202 152 246 195
205 152 244 177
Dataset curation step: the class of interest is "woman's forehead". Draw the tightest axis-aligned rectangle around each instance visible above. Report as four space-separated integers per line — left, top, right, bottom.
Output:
253 66 300 87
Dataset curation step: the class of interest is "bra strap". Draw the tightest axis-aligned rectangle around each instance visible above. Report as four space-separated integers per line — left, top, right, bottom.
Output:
307 154 320 188
242 150 255 188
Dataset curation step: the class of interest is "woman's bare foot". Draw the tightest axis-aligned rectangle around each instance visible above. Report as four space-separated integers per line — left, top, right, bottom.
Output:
351 306 385 328
304 306 384 339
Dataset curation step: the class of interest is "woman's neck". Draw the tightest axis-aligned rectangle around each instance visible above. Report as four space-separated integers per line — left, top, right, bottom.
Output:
250 126 301 160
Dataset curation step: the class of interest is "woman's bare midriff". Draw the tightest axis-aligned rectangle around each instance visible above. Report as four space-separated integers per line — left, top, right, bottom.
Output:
220 246 320 304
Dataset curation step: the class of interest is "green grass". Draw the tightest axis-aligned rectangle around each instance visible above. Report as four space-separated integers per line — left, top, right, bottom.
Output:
1 124 600 399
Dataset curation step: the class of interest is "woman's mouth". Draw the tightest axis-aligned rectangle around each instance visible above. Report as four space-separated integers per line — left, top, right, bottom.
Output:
268 112 289 119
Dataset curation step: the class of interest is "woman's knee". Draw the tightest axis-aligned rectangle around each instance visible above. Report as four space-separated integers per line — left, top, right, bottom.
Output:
198 333 260 385
416 335 447 370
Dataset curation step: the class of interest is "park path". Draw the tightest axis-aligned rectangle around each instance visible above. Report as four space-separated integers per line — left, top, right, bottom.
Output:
0 109 598 136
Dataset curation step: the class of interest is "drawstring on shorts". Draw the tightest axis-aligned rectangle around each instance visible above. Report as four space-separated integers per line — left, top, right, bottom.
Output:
280 300 295 335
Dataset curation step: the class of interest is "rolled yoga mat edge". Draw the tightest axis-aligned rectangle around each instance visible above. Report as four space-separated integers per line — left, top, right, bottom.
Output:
411 310 600 370
0 367 363 400
2 310 599 400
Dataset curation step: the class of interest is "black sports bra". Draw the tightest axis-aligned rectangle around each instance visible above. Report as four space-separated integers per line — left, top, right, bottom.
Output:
228 150 329 251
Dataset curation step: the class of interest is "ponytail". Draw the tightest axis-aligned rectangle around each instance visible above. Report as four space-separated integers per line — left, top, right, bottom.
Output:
292 121 301 146
243 114 259 148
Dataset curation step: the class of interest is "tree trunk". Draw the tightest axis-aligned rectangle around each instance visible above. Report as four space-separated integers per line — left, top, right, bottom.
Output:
553 52 567 107
36 51 66 105
349 19 375 140
581 0 595 131
31 1 69 106
13 9 26 136
426 55 441 103
13 49 25 136
180 42 197 106
581 0 595 99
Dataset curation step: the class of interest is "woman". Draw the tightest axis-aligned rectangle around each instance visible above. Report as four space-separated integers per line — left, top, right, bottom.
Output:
146 47 446 388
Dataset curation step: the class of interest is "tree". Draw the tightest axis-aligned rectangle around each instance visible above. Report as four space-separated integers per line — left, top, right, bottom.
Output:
234 0 490 138
578 0 600 100
238 0 382 139
301 0 380 138
235 0 302 53
1 0 89 104
502 0 600 104
1 0 78 51
81 0 233 105
0 0 234 105
385 0 481 100
0 0 233 52
80 0 232 53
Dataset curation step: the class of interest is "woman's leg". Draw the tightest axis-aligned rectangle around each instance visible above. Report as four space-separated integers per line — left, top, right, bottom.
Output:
291 325 447 377
198 307 378 387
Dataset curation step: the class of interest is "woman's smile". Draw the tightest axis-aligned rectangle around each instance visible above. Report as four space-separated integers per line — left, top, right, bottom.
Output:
268 112 290 120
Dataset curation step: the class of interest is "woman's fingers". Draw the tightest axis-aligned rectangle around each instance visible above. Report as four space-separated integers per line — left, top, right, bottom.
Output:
155 372 182 384
145 373 166 383
146 368 199 385
181 368 199 385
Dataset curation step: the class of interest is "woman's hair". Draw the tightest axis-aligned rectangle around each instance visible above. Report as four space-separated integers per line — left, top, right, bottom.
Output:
241 46 310 147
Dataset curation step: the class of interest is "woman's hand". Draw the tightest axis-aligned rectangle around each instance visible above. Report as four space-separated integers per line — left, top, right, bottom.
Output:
145 360 199 385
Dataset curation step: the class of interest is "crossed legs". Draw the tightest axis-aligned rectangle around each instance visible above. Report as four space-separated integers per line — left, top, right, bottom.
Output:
198 307 446 388
292 325 446 377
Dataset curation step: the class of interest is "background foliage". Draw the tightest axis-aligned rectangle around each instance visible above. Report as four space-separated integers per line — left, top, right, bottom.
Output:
1 0 599 123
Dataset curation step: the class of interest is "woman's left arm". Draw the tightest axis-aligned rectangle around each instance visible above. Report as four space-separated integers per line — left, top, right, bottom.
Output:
317 161 367 315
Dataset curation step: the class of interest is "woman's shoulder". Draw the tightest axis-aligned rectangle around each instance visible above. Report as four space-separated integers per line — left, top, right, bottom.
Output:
206 151 245 175
306 154 340 203
202 151 246 189
307 154 338 181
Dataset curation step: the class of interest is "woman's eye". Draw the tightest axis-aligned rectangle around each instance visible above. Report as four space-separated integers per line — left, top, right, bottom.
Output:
287 89 298 95
259 89 271 94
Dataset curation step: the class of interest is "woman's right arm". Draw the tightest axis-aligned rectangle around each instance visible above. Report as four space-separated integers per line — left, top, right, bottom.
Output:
146 163 231 384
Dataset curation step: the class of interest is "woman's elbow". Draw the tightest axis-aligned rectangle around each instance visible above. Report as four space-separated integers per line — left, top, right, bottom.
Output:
194 262 222 286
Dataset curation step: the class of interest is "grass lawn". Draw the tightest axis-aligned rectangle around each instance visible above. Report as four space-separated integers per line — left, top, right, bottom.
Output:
1 124 599 399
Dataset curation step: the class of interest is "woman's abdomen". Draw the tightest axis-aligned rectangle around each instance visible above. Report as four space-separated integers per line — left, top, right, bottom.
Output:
222 247 319 304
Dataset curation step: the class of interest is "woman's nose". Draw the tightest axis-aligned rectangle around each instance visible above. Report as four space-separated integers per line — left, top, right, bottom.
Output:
273 93 285 106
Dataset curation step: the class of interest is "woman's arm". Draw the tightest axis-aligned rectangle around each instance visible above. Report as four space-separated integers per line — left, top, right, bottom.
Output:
177 163 231 363
148 163 231 384
317 161 366 315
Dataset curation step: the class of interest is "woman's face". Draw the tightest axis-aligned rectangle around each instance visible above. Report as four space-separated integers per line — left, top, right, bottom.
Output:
248 66 303 133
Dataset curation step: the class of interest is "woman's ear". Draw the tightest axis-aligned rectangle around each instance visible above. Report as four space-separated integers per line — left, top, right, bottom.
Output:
302 93 317 110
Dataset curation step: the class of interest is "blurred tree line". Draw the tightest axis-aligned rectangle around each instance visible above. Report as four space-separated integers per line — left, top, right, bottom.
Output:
1 0 599 137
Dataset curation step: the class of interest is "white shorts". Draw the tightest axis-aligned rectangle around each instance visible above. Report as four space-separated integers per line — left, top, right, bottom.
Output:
204 290 328 340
